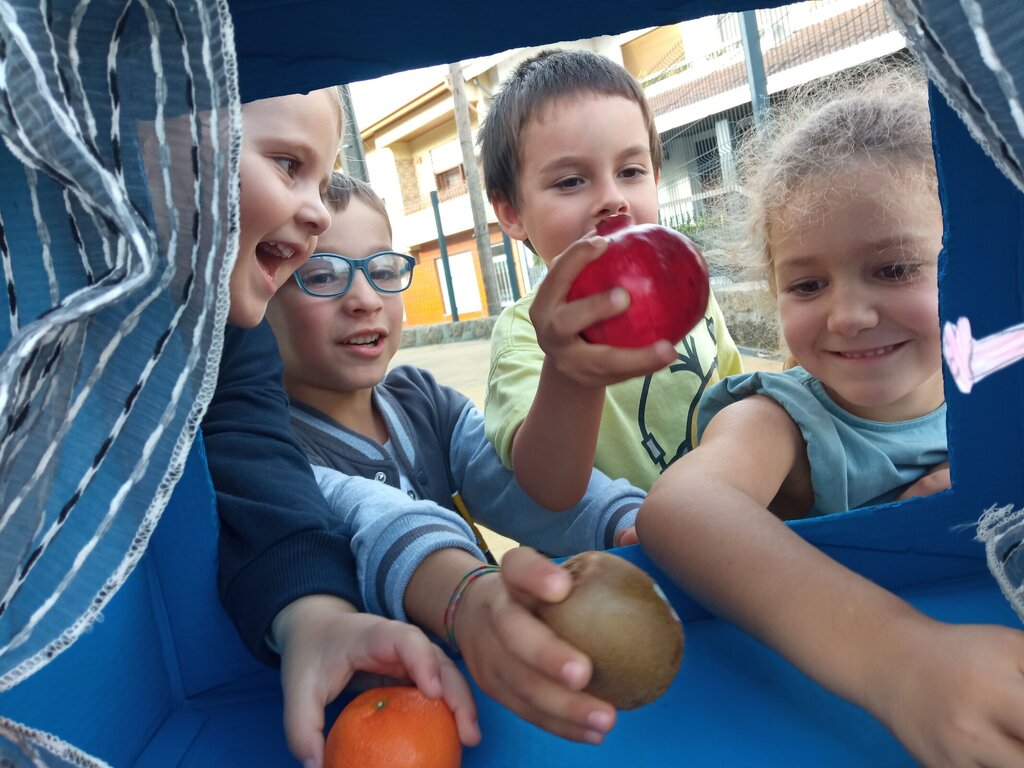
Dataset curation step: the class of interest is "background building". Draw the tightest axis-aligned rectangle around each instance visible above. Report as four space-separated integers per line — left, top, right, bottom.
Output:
347 0 904 342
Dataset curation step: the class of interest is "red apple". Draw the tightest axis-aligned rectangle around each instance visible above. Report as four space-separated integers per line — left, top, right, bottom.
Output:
567 214 710 348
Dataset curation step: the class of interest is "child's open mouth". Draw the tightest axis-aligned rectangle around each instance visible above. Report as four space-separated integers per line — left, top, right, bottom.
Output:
255 241 297 281
343 334 382 347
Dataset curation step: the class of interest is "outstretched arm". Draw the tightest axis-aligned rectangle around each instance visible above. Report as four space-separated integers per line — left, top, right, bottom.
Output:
637 398 1024 767
313 455 623 743
404 546 618 744
450 402 643 555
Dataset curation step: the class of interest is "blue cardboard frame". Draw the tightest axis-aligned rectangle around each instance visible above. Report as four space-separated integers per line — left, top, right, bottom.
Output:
2 1 1022 765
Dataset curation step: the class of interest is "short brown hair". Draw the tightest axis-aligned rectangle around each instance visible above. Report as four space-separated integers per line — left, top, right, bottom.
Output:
479 49 663 208
323 172 393 240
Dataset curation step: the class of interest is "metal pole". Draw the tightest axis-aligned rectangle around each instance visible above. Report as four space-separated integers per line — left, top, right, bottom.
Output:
431 190 459 323
739 11 769 127
449 61 503 316
501 229 520 302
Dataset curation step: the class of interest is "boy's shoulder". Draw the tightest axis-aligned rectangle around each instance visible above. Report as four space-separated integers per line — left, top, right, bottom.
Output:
383 364 469 410
491 291 540 354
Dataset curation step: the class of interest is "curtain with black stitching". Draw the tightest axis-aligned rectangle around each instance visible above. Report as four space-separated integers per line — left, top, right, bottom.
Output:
886 0 1024 193
0 0 238 762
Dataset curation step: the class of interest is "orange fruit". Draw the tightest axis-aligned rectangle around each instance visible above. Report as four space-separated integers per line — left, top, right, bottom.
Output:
324 686 461 768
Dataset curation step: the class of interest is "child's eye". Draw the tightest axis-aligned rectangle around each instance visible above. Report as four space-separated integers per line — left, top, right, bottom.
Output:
370 268 400 283
619 166 647 180
878 263 920 281
554 176 584 191
274 157 299 176
301 269 341 287
787 279 825 296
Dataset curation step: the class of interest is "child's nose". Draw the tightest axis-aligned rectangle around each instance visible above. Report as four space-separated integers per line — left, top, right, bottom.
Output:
343 270 384 310
827 287 879 336
593 177 629 218
300 187 332 236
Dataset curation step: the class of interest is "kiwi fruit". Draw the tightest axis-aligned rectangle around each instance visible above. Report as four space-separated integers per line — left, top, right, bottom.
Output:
537 551 684 709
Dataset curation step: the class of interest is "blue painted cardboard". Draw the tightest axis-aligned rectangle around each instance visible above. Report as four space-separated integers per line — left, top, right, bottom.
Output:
3 0 1023 765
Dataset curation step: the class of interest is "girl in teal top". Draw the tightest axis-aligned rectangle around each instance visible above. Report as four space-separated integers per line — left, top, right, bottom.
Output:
636 65 1024 767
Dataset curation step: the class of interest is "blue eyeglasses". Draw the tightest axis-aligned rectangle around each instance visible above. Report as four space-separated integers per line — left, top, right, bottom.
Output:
294 251 416 297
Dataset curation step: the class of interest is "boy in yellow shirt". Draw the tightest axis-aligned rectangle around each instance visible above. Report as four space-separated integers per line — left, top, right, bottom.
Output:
481 49 742 508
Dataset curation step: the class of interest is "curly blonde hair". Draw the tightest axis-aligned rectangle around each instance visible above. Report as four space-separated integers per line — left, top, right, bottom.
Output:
739 62 935 289
717 63 937 363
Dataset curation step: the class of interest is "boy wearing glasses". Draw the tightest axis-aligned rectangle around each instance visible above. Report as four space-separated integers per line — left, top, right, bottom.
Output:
264 172 646 747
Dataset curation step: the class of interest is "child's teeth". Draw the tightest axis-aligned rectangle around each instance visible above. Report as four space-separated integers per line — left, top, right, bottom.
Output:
843 345 895 358
265 242 294 259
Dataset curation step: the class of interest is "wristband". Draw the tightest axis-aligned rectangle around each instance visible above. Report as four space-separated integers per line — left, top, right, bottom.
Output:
443 564 500 654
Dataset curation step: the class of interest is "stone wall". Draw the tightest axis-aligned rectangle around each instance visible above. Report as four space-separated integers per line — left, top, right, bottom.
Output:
402 316 498 348
713 280 779 353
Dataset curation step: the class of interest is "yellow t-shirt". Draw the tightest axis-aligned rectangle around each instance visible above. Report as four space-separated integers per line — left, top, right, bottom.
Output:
485 289 743 492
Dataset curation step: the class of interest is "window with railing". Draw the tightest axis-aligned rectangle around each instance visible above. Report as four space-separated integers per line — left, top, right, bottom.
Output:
434 165 467 201
693 134 721 191
490 242 516 306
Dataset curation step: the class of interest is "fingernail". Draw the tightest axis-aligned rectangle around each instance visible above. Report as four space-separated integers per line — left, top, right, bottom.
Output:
611 288 630 308
561 660 588 689
544 572 570 599
587 710 615 732
584 730 605 745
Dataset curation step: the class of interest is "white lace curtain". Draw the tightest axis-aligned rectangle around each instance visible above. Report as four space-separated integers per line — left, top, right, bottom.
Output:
0 0 238 763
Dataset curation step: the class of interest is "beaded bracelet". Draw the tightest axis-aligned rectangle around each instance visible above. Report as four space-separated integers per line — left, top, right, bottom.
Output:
443 564 501 654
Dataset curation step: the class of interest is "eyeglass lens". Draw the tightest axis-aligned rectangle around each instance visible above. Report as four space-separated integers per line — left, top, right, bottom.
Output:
298 253 413 296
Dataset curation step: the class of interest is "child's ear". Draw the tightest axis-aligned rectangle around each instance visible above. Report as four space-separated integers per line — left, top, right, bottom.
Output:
492 194 528 242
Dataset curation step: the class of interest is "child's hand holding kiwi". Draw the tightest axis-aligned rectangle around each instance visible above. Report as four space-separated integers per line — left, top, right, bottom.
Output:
536 551 684 710
449 547 620 744
448 546 683 748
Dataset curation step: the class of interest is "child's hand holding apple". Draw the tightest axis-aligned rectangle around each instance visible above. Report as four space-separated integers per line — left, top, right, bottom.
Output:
567 214 710 349
528 214 710 389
